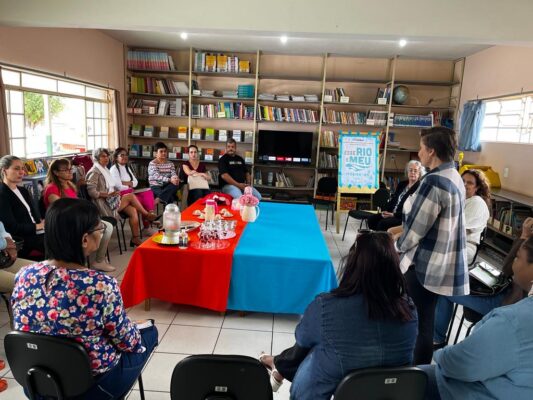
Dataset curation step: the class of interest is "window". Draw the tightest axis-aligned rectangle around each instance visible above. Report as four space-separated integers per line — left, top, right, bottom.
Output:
480 95 533 144
2 66 113 158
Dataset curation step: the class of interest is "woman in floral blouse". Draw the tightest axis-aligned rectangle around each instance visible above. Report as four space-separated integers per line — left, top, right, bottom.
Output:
11 198 158 399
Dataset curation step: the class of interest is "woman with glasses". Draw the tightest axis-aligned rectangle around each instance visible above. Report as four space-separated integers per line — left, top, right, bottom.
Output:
11 198 158 399
86 148 156 247
110 147 156 227
0 155 45 259
43 158 115 272
259 232 418 400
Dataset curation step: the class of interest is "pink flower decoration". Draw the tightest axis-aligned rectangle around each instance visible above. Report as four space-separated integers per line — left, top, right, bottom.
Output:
238 186 259 207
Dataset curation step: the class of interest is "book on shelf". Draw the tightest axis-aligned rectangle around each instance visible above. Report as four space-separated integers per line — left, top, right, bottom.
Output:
159 126 169 138
192 102 255 120
192 127 203 140
129 161 148 181
130 123 142 136
258 93 275 101
205 128 215 141
275 94 291 101
244 130 254 143
323 109 366 125
218 130 228 142
178 126 188 139
24 160 37 175
216 54 228 73
324 88 347 103
205 54 217 72
157 100 169 116
129 77 188 95
320 130 339 148
290 95 305 102
375 87 391 104
306 175 315 188
391 113 434 128
34 159 48 174
143 125 154 137
142 145 152 158
238 60 250 73
257 105 319 123
129 144 141 157
237 85 254 98
318 151 339 169
203 148 214 161
194 51 249 74
304 94 319 102
366 110 388 126
127 50 175 71
232 130 242 142
170 146 182 159
244 151 253 164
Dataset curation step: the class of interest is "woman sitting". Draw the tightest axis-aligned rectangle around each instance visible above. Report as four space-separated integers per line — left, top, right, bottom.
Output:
43 158 115 272
0 155 45 260
259 232 418 400
86 148 156 247
181 145 211 206
148 142 180 205
11 198 158 399
368 160 425 231
110 147 157 227
0 221 32 294
432 169 492 346
420 236 533 400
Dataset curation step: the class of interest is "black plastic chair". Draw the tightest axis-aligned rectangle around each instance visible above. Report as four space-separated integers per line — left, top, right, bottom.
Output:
170 354 272 400
5 330 145 400
334 366 427 400
342 187 390 240
312 177 338 230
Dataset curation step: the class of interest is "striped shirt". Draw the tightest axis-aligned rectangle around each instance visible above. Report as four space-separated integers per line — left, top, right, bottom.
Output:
148 160 177 187
398 162 469 296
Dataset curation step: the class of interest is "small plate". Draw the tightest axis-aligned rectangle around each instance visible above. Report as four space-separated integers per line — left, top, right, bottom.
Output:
190 241 231 251
152 233 179 246
218 231 237 240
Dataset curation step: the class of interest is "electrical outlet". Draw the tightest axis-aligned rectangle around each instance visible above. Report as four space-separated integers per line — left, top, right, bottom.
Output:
503 167 509 178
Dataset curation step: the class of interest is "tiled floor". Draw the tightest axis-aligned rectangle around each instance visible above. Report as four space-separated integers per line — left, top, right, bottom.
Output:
0 209 472 399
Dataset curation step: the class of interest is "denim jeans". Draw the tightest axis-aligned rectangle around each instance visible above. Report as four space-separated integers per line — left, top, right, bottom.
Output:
418 364 442 400
151 184 180 204
221 184 262 201
433 289 508 343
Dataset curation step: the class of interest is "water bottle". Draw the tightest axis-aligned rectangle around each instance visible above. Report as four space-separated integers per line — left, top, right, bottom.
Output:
178 227 189 249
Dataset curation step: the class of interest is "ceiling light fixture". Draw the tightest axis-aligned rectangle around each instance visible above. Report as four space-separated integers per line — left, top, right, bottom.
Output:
399 39 407 47
180 32 188 40
280 35 288 44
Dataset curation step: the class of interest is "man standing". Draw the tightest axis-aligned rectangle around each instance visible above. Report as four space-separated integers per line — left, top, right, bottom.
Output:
218 139 261 200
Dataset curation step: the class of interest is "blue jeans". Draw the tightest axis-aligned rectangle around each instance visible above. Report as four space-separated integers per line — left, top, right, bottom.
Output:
221 184 262 201
433 290 508 343
418 364 442 400
151 183 180 204
85 325 158 399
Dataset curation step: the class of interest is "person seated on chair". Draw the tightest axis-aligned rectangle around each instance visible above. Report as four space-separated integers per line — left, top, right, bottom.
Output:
259 231 418 400
110 147 157 229
181 145 211 206
0 221 32 294
419 236 533 400
432 217 532 349
148 142 180 205
218 138 261 200
44 158 115 272
0 155 45 260
11 198 158 400
367 160 425 231
87 148 156 248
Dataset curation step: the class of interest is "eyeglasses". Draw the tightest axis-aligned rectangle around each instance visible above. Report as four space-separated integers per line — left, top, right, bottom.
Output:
88 224 107 235
118 153 128 157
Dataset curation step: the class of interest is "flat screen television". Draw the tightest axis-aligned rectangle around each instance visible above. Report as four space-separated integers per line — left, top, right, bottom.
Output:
257 130 313 165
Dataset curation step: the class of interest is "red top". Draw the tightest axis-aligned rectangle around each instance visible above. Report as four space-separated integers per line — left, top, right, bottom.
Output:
184 160 207 173
43 183 77 209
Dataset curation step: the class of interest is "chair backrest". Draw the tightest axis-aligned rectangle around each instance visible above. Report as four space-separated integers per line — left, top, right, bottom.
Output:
372 187 391 210
170 354 273 400
334 366 427 400
77 183 91 201
317 177 338 195
5 331 95 398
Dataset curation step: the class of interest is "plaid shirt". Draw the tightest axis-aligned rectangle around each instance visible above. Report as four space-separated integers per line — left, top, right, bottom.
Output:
398 162 469 296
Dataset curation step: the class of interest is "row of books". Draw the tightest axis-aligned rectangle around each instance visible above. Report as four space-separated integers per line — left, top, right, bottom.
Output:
273 171 295 188
366 110 388 126
190 128 253 143
318 152 339 169
257 106 319 123
194 52 251 73
490 203 532 236
320 130 340 148
323 88 348 102
322 109 366 125
127 98 187 116
390 113 434 128
130 124 188 139
375 87 391 104
129 77 189 95
127 50 175 71
191 102 255 120
258 93 319 102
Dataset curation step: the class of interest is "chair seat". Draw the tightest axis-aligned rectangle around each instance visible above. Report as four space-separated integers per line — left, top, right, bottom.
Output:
348 209 376 219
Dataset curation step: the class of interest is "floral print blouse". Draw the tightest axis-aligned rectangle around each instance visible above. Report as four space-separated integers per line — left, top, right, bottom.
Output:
11 262 144 375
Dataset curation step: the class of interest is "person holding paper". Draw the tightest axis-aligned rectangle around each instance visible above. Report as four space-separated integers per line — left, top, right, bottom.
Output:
181 145 211 205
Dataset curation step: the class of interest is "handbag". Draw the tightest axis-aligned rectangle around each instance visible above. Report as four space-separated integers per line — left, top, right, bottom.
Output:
188 175 210 190
105 194 121 211
0 237 24 270
469 261 512 296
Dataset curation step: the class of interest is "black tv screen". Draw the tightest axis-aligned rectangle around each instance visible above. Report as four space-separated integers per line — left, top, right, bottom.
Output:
257 130 313 165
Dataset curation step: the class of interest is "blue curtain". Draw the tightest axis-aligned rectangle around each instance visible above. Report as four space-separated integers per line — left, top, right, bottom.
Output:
458 100 486 152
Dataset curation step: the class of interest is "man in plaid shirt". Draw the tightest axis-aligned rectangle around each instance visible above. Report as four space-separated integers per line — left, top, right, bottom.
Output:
397 126 468 365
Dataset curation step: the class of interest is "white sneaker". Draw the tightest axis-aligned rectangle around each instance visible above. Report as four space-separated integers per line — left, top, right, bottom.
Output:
92 261 116 272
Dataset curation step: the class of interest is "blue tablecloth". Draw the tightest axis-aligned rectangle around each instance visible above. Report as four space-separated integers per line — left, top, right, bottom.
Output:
227 202 338 314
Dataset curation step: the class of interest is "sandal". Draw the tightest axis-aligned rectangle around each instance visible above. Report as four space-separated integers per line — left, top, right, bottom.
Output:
259 353 283 392
0 359 5 371
0 378 7 393
145 212 157 222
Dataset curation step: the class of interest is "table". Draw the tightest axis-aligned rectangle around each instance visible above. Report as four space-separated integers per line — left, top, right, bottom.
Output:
227 202 338 314
120 201 337 314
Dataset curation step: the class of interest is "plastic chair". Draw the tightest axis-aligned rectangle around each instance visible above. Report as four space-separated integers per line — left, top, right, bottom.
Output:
170 354 272 400
334 366 427 400
312 177 338 230
342 187 390 240
5 330 146 400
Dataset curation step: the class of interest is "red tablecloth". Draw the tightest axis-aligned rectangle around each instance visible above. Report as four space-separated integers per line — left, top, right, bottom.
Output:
120 199 246 311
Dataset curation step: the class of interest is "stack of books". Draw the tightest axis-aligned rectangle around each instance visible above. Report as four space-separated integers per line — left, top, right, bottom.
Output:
318 152 338 168
238 85 255 98
194 52 252 74
127 50 175 71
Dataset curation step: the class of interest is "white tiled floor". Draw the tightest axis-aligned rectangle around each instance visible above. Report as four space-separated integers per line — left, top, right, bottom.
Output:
0 209 472 399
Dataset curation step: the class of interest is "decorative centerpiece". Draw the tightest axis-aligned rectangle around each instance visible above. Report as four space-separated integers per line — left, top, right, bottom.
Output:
238 186 260 222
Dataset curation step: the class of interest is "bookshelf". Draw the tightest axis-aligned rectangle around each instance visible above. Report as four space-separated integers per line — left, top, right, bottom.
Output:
124 48 464 203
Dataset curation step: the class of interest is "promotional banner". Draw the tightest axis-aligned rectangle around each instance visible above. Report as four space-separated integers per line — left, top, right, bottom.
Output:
338 131 380 193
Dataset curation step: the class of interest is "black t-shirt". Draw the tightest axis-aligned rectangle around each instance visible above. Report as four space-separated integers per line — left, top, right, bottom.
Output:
218 154 248 186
